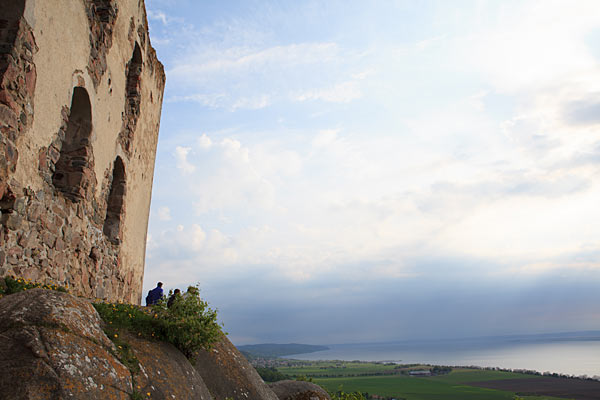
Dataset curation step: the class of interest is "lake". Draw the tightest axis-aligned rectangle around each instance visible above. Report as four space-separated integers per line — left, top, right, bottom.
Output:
287 332 600 378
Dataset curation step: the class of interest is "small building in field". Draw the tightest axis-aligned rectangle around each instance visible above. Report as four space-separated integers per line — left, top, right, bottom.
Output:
409 370 432 376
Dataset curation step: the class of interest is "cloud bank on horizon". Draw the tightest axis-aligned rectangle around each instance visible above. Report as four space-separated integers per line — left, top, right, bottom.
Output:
143 0 600 345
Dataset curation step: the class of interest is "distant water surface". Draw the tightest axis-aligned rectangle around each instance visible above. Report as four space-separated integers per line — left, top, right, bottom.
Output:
287 334 600 378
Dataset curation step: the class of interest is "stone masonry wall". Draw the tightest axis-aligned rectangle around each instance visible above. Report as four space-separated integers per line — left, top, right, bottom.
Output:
0 0 165 303
0 4 37 206
85 0 118 88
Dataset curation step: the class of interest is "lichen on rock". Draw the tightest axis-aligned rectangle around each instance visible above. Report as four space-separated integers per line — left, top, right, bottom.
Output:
0 288 280 400
0 289 131 399
269 380 331 400
193 334 280 400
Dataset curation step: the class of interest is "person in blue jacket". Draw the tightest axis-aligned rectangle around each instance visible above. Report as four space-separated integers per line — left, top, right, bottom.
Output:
145 282 164 306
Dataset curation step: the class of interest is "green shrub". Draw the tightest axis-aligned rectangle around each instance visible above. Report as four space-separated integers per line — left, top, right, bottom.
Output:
93 285 222 360
153 286 221 358
329 387 366 400
296 375 313 382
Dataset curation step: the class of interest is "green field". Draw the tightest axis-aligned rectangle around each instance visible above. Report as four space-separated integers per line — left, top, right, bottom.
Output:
280 361 402 377
277 363 568 400
422 368 536 384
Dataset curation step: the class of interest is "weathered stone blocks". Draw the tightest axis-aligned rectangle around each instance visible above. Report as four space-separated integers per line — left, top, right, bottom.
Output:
0 0 164 303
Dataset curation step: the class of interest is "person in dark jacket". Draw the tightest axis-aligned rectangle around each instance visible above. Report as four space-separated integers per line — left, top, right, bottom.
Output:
167 288 181 308
145 282 164 306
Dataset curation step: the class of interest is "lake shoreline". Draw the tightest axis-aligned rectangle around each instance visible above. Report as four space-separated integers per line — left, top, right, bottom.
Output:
283 334 600 378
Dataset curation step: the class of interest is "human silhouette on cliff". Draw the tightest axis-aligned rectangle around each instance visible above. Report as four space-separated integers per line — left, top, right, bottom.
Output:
167 288 181 308
145 282 163 306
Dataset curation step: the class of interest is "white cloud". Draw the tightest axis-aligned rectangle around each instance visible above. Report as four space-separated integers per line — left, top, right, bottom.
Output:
415 34 447 51
174 146 195 174
190 224 207 250
168 93 271 111
230 95 271 110
311 129 339 148
168 135 278 215
463 1 600 93
164 38 370 110
156 206 172 221
147 10 168 25
198 134 212 149
436 181 600 261
167 93 226 108
169 42 339 81
295 81 362 103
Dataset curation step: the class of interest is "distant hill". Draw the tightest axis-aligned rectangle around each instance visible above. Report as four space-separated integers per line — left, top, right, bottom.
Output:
237 343 329 358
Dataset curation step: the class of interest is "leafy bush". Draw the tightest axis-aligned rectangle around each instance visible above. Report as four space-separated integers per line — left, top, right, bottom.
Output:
329 387 366 400
93 285 222 360
155 286 221 358
295 375 314 382
297 377 366 400
0 276 68 298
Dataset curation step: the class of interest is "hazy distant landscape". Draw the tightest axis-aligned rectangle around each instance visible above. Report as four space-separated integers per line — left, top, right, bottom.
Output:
242 336 600 400
238 343 329 358
277 331 600 378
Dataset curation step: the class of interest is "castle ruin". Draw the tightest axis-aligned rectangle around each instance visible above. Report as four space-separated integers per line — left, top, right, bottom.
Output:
0 0 165 303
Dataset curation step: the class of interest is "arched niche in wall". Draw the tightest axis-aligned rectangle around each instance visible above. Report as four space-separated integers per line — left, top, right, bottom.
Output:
0 1 25 25
103 156 126 244
126 42 142 121
52 87 94 202
120 42 143 153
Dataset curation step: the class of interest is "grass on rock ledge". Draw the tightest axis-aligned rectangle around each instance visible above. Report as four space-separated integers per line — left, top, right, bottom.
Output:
93 285 223 360
0 277 222 361
0 276 68 298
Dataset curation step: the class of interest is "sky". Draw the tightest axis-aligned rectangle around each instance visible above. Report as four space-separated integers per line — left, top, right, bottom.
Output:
142 0 600 345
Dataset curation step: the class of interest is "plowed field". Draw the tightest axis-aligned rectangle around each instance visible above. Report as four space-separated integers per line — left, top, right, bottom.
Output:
469 377 600 400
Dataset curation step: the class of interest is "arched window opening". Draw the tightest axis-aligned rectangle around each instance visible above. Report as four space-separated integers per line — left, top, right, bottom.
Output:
52 87 94 202
119 42 143 154
126 42 142 119
0 1 25 24
103 156 125 244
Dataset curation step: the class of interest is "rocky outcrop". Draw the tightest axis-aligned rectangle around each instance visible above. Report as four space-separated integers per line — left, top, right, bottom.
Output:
269 380 331 400
0 288 131 399
122 331 213 400
194 335 280 400
0 288 278 400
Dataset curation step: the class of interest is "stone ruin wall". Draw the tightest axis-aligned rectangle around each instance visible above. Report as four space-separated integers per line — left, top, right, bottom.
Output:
0 0 165 303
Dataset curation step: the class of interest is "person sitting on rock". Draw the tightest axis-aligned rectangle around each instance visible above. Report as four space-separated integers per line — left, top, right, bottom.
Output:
145 282 164 306
167 288 181 308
